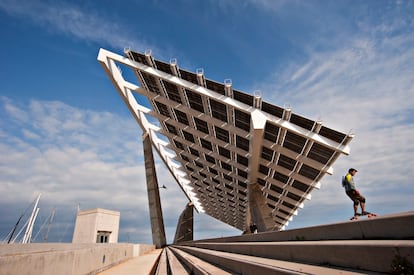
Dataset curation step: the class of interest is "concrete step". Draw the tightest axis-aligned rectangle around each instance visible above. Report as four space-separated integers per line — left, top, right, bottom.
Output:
165 247 191 274
173 245 377 275
182 240 414 273
168 246 233 275
150 212 414 274
183 211 414 244
155 248 168 275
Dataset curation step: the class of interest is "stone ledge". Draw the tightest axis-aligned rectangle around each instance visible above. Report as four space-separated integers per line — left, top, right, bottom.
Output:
0 243 155 275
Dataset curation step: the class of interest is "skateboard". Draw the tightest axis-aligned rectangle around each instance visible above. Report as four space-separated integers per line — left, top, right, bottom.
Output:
350 212 378 220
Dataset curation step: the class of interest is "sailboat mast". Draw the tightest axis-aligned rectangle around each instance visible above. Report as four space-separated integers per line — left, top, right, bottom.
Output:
44 208 56 242
22 193 41 244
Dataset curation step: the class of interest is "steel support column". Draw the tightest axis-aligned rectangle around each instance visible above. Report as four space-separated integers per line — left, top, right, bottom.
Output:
247 182 275 232
143 132 166 248
173 203 194 244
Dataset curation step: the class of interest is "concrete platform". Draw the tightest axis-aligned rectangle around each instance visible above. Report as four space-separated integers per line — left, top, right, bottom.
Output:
183 240 414 273
98 249 162 275
185 211 414 243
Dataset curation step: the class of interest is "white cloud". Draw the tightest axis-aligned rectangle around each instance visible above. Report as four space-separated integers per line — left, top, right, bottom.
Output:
0 0 153 52
2 97 29 123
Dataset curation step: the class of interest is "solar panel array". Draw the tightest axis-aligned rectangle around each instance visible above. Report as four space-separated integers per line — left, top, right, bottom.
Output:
98 48 353 231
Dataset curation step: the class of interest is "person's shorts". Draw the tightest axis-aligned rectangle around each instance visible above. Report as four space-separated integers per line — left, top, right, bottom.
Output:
346 190 366 205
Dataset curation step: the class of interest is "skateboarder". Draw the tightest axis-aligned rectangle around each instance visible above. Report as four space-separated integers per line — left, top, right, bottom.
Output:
342 168 369 219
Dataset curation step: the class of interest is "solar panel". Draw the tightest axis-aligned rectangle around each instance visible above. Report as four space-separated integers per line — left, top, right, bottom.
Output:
98 48 354 231
210 99 228 123
154 60 173 75
206 79 226 95
179 69 198 85
194 117 209 134
186 89 204 113
233 89 254 106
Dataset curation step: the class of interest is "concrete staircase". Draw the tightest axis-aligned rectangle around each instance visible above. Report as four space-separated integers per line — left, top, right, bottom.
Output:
152 211 414 274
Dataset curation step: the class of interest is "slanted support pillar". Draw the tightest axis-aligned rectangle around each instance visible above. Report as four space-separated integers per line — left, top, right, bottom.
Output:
143 133 166 248
247 182 275 233
173 203 194 244
245 109 276 233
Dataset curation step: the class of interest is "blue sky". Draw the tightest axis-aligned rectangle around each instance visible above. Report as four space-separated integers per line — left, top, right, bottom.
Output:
1 0 413 244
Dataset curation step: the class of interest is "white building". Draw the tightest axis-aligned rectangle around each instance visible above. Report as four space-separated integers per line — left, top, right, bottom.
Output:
72 208 120 243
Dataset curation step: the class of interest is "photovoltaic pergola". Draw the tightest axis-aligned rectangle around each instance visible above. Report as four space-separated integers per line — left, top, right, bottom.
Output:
98 48 353 232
